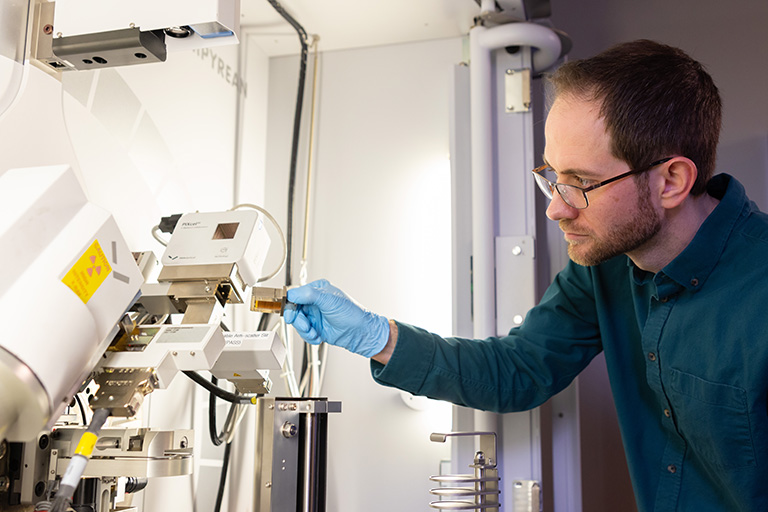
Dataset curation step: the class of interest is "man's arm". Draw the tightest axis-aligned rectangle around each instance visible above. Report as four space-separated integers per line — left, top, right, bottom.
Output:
371 319 398 365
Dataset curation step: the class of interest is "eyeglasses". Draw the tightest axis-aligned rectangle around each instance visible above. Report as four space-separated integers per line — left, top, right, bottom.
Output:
531 157 673 209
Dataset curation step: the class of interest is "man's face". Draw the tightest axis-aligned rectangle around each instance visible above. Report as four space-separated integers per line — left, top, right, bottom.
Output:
543 96 662 266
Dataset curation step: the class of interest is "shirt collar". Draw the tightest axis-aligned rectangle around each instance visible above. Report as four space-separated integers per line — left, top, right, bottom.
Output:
657 174 751 292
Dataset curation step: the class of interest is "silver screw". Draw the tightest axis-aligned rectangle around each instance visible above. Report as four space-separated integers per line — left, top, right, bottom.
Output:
281 422 298 438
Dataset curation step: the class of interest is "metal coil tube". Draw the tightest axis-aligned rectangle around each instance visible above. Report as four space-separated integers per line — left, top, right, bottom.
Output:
428 500 500 510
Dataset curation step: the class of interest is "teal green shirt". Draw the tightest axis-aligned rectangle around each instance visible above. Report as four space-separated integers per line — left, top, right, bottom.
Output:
372 175 768 511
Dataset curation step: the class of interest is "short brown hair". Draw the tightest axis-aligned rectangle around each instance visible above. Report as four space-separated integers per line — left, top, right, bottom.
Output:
547 40 721 195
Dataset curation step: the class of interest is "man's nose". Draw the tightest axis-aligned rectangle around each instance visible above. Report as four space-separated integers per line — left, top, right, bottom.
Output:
546 189 579 221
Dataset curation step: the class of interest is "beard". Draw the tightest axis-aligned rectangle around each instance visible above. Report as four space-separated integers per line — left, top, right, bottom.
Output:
561 179 662 266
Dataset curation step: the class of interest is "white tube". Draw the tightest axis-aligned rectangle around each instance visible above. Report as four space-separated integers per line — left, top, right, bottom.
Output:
469 22 561 431
469 24 496 341
469 22 561 344
478 22 562 73
480 0 496 14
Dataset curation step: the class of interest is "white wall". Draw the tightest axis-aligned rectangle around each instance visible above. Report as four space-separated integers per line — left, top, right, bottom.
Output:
264 37 463 511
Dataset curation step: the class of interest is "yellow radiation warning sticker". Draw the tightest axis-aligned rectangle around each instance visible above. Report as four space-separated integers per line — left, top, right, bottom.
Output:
62 239 112 304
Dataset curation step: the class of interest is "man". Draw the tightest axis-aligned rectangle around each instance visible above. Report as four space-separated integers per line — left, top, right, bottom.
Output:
284 40 768 511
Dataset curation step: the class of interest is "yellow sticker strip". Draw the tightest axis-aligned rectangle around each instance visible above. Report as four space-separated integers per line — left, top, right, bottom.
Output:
62 239 112 304
75 431 99 457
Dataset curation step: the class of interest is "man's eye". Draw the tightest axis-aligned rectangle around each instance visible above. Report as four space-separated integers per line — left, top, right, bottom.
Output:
576 176 595 187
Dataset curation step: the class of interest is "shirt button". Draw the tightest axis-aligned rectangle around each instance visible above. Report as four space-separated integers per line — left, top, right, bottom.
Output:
648 352 657 362
667 464 677 473
664 408 671 417
660 297 669 303
690 278 699 287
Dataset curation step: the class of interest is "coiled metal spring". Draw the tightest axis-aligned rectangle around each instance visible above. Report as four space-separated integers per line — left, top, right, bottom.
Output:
428 432 500 512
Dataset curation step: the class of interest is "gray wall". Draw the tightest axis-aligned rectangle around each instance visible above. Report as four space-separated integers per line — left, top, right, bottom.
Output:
551 0 768 208
549 1 768 510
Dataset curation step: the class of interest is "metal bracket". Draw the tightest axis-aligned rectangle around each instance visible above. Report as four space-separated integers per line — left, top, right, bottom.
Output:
504 68 532 113
512 480 541 512
495 236 536 333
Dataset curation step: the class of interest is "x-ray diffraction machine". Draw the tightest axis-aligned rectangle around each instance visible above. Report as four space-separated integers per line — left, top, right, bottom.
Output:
0 164 338 512
0 0 579 511
0 1 341 511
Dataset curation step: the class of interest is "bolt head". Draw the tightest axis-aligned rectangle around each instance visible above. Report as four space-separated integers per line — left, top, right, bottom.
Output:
281 422 298 438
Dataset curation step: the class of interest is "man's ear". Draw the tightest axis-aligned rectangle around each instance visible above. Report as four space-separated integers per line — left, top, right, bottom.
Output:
658 157 697 209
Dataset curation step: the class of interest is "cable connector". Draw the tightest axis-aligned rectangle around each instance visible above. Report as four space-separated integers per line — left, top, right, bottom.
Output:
158 213 182 234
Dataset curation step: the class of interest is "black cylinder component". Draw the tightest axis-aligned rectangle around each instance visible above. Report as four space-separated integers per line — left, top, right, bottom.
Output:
125 477 149 494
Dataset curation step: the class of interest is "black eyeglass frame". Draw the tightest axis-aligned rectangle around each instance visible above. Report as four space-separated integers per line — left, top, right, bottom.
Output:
531 157 674 209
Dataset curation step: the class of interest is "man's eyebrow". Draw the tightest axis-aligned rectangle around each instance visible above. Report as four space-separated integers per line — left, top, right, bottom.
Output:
541 156 601 179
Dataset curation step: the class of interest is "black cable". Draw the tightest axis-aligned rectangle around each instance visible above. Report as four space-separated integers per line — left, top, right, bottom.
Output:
74 394 87 425
267 0 309 288
214 441 232 512
182 371 256 405
208 376 226 446
257 312 271 331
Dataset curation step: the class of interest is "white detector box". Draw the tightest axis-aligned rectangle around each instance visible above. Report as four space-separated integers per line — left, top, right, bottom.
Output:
161 210 271 286
211 331 286 380
53 0 240 51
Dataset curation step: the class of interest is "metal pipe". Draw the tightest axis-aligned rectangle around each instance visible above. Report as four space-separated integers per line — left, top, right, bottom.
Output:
468 21 561 433
469 24 496 343
300 412 320 511
469 21 562 341
477 23 562 73
480 0 496 15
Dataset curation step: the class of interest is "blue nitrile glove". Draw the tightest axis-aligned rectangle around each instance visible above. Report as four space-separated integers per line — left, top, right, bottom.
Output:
284 279 390 358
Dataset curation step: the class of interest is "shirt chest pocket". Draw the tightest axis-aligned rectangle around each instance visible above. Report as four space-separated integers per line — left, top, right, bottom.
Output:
667 368 756 469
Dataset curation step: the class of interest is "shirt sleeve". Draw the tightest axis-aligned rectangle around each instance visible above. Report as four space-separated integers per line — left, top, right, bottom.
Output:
371 260 605 413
